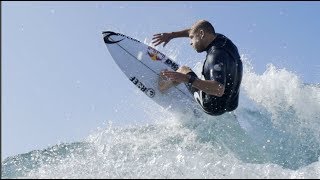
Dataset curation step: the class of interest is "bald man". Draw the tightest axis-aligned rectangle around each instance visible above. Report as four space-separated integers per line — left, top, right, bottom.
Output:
152 20 243 116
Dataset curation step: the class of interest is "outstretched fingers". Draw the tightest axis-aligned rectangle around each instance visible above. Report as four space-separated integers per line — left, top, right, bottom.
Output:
152 33 169 47
153 40 163 47
153 33 163 37
152 38 161 44
152 33 163 40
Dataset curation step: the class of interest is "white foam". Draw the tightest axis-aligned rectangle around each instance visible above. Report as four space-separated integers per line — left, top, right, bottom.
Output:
6 49 320 179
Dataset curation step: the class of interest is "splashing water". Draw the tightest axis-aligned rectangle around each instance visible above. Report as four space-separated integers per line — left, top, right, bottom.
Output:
2 55 320 178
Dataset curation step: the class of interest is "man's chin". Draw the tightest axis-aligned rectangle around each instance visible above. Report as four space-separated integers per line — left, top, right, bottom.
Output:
195 49 204 53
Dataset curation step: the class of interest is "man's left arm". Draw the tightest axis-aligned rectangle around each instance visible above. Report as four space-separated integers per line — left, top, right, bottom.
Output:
192 50 229 96
161 67 226 97
189 78 225 97
159 71 225 97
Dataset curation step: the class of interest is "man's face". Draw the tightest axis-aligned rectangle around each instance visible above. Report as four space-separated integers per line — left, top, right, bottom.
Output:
189 29 205 53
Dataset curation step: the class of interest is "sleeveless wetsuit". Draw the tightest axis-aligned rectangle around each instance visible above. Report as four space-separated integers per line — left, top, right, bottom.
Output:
186 33 243 116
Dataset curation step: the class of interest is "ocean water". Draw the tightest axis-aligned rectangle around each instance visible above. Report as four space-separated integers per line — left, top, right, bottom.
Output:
2 58 320 178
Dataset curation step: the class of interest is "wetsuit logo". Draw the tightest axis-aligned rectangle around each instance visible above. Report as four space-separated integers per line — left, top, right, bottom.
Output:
147 47 165 61
213 63 223 71
129 76 155 98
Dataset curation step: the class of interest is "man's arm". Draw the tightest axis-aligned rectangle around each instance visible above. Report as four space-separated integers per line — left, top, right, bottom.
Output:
160 70 225 97
191 78 225 97
170 29 190 38
152 29 190 47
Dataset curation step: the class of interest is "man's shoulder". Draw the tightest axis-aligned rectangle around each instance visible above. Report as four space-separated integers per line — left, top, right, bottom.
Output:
206 48 230 64
209 33 240 61
208 47 230 57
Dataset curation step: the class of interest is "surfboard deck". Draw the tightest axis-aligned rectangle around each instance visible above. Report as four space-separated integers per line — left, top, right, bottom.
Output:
102 31 199 115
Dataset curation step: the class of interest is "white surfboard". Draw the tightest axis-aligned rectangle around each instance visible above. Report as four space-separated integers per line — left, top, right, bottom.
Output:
102 31 199 115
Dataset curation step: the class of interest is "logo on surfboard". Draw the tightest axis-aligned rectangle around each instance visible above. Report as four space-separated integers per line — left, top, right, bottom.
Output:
103 31 125 44
130 76 155 98
145 88 155 98
164 59 179 71
103 31 141 44
146 47 179 71
147 47 165 61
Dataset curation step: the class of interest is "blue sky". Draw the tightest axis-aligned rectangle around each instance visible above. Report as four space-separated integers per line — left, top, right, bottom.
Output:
2 1 320 158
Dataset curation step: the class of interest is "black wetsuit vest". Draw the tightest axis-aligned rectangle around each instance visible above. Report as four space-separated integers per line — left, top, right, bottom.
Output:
191 33 243 116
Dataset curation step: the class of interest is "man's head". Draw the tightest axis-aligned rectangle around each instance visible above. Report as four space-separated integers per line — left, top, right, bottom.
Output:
189 20 216 52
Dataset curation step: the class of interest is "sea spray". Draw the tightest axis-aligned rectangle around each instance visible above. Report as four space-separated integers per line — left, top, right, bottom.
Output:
2 56 319 178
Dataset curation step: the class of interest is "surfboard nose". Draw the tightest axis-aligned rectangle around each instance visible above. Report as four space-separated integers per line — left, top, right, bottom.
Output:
102 31 116 35
102 31 124 44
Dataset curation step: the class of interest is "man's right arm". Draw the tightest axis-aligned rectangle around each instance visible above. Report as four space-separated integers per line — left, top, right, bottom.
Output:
170 29 190 38
152 29 190 47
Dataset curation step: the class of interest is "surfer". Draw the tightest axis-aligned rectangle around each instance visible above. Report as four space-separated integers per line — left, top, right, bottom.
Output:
152 20 243 116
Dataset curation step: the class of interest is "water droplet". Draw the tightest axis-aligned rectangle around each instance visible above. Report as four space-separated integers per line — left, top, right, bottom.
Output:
137 51 143 60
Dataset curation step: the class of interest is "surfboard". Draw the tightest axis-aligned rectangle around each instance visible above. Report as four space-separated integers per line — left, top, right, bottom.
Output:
102 31 199 115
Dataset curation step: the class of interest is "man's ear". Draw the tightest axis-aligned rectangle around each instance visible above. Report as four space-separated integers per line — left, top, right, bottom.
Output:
200 29 204 39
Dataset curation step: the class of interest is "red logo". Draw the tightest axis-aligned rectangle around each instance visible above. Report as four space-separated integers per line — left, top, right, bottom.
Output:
147 47 165 61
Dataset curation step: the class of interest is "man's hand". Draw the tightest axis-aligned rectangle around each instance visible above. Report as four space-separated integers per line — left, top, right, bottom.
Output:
158 69 178 93
176 66 193 74
161 69 189 84
158 66 193 93
152 33 174 47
